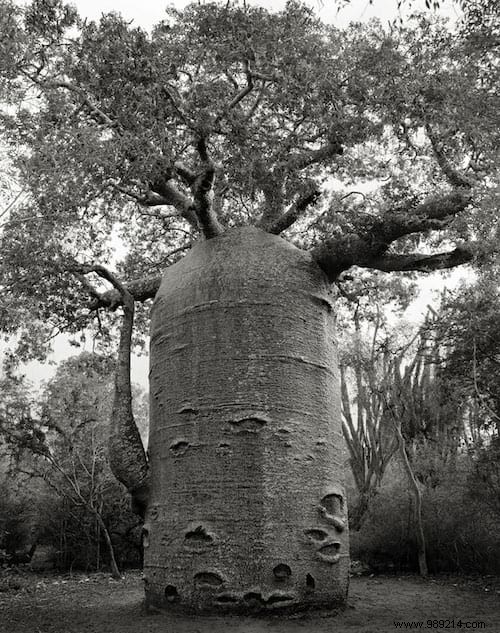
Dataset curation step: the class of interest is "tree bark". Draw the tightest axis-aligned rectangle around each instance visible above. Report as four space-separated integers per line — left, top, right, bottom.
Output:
145 226 349 613
311 191 473 281
94 512 121 580
108 286 150 519
91 274 162 310
394 423 428 577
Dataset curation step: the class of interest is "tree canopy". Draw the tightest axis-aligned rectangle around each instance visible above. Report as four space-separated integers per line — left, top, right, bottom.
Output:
0 0 498 357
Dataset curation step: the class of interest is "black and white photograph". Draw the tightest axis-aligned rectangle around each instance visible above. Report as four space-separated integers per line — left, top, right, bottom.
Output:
0 0 498 630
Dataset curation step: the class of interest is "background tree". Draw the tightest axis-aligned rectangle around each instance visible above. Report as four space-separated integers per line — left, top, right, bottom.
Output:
348 293 500 575
430 276 500 517
434 278 500 429
0 368 44 564
339 307 399 530
0 353 147 578
0 0 498 613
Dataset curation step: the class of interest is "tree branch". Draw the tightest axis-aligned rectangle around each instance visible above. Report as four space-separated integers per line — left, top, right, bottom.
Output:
362 246 475 273
76 265 150 517
27 74 202 232
114 182 198 229
94 275 161 310
215 59 254 126
374 191 472 245
258 138 344 230
311 191 472 280
244 79 267 122
163 84 192 128
191 136 224 239
76 264 129 296
70 267 162 310
144 180 199 229
256 174 286 230
174 161 196 186
69 268 96 293
266 188 322 234
26 73 203 234
425 124 475 189
26 74 120 131
279 138 344 173
113 184 170 208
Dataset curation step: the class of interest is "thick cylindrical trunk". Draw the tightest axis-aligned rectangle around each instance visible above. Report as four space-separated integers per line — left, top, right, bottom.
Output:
145 226 349 613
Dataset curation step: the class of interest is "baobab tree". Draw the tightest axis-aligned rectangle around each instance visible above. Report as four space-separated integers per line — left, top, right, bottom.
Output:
0 0 498 613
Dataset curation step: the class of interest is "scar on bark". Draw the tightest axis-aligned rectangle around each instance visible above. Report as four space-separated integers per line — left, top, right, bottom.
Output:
78 265 150 518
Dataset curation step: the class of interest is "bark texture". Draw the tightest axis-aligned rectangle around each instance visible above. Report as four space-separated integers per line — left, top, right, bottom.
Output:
395 424 428 578
108 292 149 519
145 226 349 613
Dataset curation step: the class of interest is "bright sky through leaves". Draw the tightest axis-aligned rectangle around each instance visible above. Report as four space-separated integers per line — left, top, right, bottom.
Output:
69 0 461 29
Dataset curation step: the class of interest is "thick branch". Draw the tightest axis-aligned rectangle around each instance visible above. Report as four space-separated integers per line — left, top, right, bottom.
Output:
174 162 196 186
148 180 198 229
375 191 471 245
72 271 101 302
280 138 344 173
80 266 150 517
109 296 149 518
311 191 472 280
258 139 343 230
79 273 162 310
257 175 286 230
426 124 475 189
191 137 224 239
361 246 475 273
266 189 321 234
113 184 170 208
244 80 267 123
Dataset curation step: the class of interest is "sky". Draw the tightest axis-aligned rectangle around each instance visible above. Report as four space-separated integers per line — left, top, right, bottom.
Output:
8 0 466 391
70 0 461 29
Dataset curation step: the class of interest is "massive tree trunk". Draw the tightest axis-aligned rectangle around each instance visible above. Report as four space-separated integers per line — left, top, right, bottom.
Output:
144 226 349 613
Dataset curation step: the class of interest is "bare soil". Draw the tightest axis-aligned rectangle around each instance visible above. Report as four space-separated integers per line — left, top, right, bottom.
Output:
1 570 499 633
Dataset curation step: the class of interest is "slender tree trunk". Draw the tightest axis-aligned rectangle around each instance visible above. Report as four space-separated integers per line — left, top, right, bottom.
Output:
146 226 349 613
95 512 121 580
395 424 428 577
108 290 150 519
339 315 398 531
349 489 372 532
96 512 101 571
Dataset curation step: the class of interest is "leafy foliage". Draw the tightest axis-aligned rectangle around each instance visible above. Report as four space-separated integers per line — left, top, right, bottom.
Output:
0 0 497 357
433 277 500 429
0 352 147 573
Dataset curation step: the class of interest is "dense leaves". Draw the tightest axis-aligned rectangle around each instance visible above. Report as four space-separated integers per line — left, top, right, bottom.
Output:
0 0 498 358
433 276 500 431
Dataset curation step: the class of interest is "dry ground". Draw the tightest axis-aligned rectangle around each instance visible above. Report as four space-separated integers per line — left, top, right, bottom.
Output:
1 570 499 633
